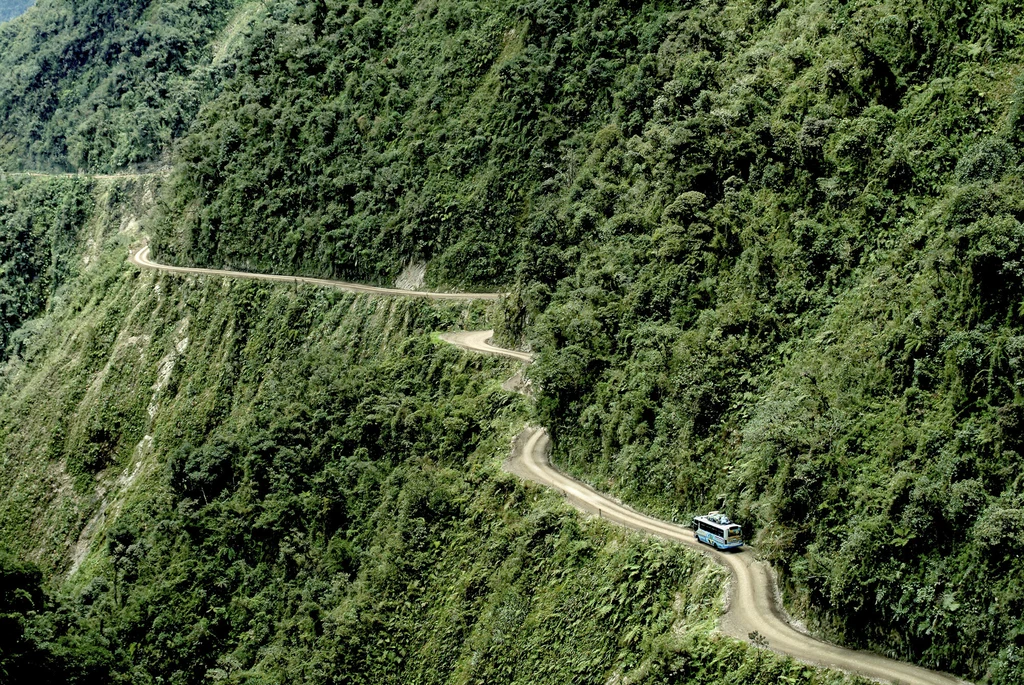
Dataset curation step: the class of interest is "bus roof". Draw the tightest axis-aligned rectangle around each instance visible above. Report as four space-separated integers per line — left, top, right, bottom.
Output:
695 512 740 527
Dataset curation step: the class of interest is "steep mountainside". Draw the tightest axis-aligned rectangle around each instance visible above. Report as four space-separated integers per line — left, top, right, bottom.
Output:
1 0 1023 682
0 0 235 171
0 176 90 357
147 0 1024 678
0 177 865 684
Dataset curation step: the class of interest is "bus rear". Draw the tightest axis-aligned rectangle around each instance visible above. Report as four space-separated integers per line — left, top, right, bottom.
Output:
692 513 744 550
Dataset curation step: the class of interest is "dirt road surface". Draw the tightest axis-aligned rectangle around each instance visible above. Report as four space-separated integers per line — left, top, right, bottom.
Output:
2 169 171 180
441 329 969 685
439 329 534 362
130 245 501 300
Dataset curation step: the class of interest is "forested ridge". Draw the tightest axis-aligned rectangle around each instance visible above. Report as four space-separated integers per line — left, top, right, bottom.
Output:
1 0 1023 682
0 0 235 172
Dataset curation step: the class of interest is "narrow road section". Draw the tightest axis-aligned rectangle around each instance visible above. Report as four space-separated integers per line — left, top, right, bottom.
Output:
439 329 533 362
2 169 170 180
441 329 969 685
130 245 501 300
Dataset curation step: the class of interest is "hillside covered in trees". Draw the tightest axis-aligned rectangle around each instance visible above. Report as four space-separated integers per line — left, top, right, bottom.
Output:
1 0 1024 683
0 175 865 685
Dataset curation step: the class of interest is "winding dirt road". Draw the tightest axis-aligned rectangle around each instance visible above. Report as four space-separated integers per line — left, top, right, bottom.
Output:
2 169 170 180
130 245 501 300
440 330 968 685
130 249 969 685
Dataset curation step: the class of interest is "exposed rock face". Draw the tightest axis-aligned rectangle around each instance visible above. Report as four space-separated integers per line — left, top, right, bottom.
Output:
395 261 427 291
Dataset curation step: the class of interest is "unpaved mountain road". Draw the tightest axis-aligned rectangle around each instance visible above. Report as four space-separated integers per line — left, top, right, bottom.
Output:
2 169 171 180
440 329 968 685
132 253 969 685
506 426 966 685
439 329 534 362
130 246 501 300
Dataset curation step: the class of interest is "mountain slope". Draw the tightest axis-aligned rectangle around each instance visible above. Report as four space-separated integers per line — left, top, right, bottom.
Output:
0 177 870 685
0 0 236 172
149 0 1024 676
0 0 1023 681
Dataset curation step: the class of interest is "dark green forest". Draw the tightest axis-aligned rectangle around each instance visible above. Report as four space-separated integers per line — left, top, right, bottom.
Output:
0 0 235 171
2 0 1024 682
0 177 87 356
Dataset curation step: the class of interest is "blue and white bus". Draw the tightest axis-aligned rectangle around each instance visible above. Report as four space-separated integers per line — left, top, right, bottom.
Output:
691 511 743 550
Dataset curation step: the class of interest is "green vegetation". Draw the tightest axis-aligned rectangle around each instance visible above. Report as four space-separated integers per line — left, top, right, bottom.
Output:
0 554 114 684
0 0 235 172
0 179 867 684
1 0 1024 681
508 6 1024 682
0 176 91 359
142 0 1024 676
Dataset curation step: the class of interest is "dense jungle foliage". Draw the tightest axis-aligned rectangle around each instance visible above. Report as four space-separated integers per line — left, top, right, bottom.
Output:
0 176 91 359
2 0 1024 681
0 180 866 685
0 0 236 171
149 0 1024 679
